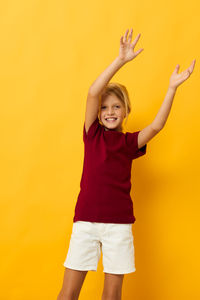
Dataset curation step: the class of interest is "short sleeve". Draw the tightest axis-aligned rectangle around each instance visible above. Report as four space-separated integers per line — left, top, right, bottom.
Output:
83 116 100 143
125 131 147 159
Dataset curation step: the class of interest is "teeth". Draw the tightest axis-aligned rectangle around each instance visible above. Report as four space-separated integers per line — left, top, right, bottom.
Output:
106 118 117 120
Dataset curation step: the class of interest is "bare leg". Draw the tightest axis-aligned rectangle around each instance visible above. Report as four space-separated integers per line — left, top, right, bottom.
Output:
101 273 124 300
57 267 88 300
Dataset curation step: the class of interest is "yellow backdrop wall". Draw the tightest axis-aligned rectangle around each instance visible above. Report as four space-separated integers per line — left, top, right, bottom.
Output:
0 0 200 299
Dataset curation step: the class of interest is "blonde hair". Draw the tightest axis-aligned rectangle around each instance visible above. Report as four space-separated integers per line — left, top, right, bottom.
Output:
98 82 131 128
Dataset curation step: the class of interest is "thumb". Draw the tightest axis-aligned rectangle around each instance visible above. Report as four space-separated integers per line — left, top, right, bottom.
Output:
135 48 144 56
173 64 180 74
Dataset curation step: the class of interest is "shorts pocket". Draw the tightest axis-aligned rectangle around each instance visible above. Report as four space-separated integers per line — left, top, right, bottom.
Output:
72 221 93 236
115 224 132 233
107 223 132 240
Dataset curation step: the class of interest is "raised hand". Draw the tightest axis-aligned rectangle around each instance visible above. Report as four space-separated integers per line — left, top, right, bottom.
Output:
169 60 196 89
118 28 144 63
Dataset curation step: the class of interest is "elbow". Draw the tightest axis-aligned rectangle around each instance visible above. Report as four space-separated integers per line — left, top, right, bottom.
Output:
88 86 98 97
88 86 105 97
151 123 164 132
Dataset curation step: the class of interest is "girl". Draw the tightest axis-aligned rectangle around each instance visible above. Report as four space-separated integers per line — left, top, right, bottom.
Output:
57 28 195 300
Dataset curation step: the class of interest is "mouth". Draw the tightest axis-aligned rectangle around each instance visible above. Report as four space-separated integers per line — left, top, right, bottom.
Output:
105 118 117 123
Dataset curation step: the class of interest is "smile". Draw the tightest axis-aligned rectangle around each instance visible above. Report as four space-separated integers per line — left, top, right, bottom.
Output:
105 118 117 122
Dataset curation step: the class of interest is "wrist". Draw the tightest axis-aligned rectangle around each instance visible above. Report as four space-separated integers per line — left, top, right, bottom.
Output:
116 56 127 66
168 86 177 92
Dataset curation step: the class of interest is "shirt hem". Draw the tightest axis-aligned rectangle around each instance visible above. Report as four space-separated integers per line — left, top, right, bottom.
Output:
73 216 136 224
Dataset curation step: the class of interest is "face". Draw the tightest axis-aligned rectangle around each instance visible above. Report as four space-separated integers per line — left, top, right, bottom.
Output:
99 93 126 132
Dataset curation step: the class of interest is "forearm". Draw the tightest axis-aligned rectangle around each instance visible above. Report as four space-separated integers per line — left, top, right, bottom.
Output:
89 57 126 96
152 86 177 131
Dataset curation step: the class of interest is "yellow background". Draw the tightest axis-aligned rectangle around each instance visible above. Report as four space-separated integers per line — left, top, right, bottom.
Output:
0 0 200 299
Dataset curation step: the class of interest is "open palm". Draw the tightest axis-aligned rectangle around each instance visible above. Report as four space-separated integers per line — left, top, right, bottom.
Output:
119 28 144 63
169 60 196 89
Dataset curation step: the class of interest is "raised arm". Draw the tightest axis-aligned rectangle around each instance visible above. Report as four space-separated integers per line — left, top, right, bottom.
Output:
138 59 196 149
85 28 144 133
85 57 125 133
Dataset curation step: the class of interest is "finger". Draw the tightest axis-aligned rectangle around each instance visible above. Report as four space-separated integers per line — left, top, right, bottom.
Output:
128 28 133 43
172 64 180 74
183 59 195 75
134 48 144 56
124 29 129 43
188 59 196 73
131 33 141 48
120 36 124 46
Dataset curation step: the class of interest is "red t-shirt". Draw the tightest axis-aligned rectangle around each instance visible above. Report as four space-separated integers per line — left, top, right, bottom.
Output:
73 116 147 224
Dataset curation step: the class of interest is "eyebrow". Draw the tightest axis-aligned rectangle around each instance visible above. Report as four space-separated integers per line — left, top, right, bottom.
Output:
101 103 121 106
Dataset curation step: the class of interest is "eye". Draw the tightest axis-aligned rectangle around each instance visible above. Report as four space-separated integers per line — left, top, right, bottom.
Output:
101 105 120 109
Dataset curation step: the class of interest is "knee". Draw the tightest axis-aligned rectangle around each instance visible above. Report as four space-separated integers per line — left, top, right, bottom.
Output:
102 290 122 300
57 290 78 300
57 290 68 300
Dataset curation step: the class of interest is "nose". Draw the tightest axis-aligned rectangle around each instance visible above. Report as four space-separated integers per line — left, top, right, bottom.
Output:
107 108 114 115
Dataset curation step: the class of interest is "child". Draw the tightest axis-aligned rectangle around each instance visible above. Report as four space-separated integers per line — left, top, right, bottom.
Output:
57 28 195 300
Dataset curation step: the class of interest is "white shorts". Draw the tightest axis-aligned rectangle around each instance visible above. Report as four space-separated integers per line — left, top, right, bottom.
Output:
63 221 136 274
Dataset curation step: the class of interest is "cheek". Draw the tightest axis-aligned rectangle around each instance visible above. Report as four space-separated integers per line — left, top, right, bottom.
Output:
99 112 103 120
